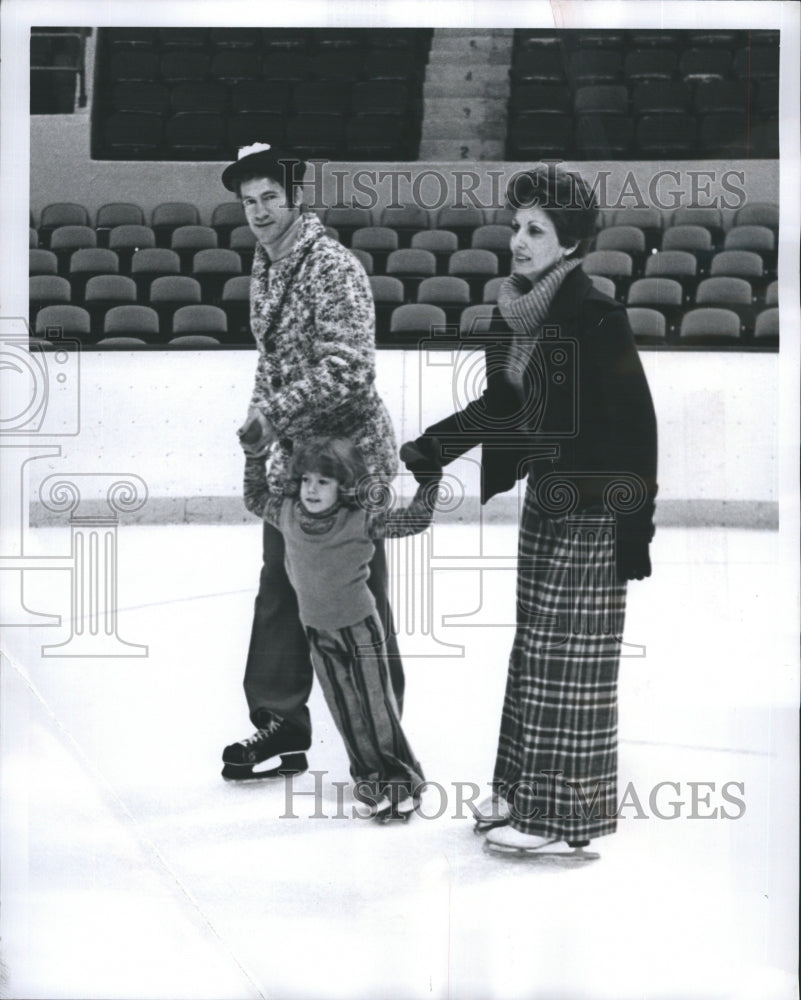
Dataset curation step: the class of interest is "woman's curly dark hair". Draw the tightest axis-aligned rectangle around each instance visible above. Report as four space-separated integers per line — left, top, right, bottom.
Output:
505 166 599 259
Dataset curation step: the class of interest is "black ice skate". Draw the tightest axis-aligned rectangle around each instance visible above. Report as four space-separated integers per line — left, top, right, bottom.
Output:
483 826 600 863
221 716 310 781
373 794 417 824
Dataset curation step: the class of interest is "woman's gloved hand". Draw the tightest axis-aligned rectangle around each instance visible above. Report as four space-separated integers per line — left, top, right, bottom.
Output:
399 436 443 486
615 532 652 582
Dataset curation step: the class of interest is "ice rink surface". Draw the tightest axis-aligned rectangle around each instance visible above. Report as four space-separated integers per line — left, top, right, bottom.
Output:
1 521 797 1000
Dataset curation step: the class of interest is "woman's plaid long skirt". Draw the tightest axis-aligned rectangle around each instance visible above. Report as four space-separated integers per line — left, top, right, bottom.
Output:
493 483 629 841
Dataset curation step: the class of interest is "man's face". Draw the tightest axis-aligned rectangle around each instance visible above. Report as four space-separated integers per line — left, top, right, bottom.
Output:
240 176 301 251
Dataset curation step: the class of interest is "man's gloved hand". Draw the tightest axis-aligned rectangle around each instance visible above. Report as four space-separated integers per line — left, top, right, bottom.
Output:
399 436 443 486
237 409 274 458
615 532 652 582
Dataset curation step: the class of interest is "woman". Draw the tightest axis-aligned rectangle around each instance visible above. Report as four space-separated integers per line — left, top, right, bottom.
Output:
402 166 658 856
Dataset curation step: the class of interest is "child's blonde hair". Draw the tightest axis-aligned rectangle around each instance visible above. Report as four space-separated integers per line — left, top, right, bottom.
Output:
289 437 369 508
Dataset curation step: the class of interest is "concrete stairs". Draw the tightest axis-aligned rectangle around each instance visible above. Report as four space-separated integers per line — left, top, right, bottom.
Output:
418 29 513 161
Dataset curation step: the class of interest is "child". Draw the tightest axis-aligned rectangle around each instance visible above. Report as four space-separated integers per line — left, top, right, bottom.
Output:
242 436 439 821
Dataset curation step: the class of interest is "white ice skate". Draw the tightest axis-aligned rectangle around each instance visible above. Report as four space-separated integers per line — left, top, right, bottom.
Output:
469 794 511 833
483 825 600 863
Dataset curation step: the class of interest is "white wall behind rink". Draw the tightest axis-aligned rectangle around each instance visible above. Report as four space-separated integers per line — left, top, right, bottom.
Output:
27 347 777 526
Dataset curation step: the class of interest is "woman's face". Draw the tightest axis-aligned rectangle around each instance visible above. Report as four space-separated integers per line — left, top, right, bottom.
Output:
509 206 574 281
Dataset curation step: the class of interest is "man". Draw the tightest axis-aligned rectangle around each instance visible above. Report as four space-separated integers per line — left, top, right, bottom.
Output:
219 143 404 780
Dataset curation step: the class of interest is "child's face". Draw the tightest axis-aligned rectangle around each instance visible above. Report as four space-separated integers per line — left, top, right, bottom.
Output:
299 471 340 514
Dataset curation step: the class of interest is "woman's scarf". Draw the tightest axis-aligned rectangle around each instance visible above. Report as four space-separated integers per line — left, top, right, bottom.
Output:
494 257 582 412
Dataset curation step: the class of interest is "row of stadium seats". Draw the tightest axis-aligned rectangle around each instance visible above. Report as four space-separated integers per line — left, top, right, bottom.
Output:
101 27 432 52
30 200 780 248
30 298 779 352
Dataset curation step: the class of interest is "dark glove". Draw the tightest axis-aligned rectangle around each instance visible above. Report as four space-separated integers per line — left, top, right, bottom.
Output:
615 532 652 583
400 436 443 486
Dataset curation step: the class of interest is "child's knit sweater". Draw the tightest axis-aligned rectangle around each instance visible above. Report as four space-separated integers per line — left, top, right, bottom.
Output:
244 457 437 631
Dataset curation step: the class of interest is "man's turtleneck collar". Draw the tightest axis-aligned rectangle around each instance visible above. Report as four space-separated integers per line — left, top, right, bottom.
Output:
263 211 305 263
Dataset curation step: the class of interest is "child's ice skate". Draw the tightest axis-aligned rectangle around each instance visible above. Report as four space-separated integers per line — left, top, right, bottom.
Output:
221 716 310 781
469 793 511 833
484 825 600 863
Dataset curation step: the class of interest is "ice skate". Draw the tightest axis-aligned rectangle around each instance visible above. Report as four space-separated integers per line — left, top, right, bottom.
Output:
484 826 600 863
374 793 418 824
469 793 511 833
221 716 310 781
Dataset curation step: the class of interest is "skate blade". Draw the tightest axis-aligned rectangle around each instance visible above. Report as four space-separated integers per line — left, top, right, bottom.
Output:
483 841 600 863
473 818 509 835
221 752 308 781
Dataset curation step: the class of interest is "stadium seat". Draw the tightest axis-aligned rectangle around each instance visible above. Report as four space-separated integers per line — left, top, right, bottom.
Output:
509 83 572 116
30 228 38 249
350 249 373 275
171 304 228 340
636 114 697 158
661 225 714 273
39 203 91 247
105 28 158 49
471 225 512 273
574 85 629 116
84 274 137 337
96 203 145 247
581 250 633 299
631 81 692 116
389 303 448 345
753 307 778 344
510 49 566 84
626 278 684 333
734 202 778 234
351 227 399 273
732 45 779 80
567 49 623 86
411 230 459 274
575 116 634 158
764 281 778 307
285 114 345 159
723 225 776 274
362 49 423 82
29 249 58 276
211 49 262 83
643 251 698 300
130 248 181 301
170 225 219 272
158 28 208 48
693 80 753 116
754 80 779 119
229 80 291 114
695 277 754 332
229 226 258 271
151 202 200 247
68 248 120 302
678 48 731 81
380 206 430 246
102 305 160 342
262 51 311 81
624 48 678 81
49 225 97 273
369 276 405 340
165 112 227 159
314 28 365 51
102 111 163 158
227 111 286 150
209 28 261 49
588 274 617 299
310 51 363 81
167 335 222 349
108 50 159 82
324 208 373 247
221 275 252 343
149 275 203 335
435 206 486 249
34 304 91 342
345 115 408 159
169 81 229 115
482 277 505 304
670 208 725 249
160 50 211 84
709 250 765 294
612 207 663 252
626 307 668 345
30 275 71 325
595 227 646 275
211 203 247 246
261 28 310 51
507 113 572 160
108 225 157 272
698 112 751 157
110 81 170 115
679 308 741 345
352 80 410 115
447 249 499 300
417 276 471 325
293 80 352 115
191 249 243 303
386 248 437 299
